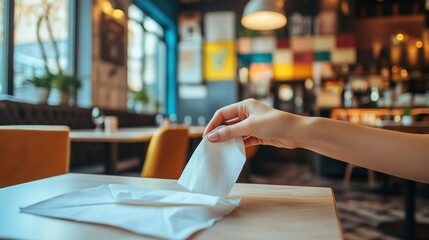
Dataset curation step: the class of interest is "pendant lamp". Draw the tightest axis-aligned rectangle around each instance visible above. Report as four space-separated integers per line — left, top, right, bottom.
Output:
241 0 287 31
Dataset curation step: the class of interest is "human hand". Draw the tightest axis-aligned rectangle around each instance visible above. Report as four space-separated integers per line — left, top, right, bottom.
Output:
203 99 302 149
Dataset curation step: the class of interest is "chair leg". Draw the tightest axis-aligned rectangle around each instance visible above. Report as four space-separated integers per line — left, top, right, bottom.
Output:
368 170 376 188
343 164 354 188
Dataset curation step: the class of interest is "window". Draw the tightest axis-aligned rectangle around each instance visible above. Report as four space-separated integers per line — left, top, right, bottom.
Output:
127 4 166 114
0 0 4 93
13 0 70 104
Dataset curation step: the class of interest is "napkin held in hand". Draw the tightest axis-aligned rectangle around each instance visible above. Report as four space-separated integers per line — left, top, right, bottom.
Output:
178 135 246 197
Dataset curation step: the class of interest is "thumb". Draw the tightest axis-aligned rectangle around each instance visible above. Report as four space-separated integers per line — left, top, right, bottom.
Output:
206 121 249 143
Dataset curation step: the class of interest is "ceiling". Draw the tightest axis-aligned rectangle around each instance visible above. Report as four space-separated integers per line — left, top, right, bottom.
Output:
177 0 425 19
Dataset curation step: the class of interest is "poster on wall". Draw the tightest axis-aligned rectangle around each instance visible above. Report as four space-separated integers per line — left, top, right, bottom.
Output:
314 10 337 35
100 13 126 65
204 42 237 81
179 12 202 41
93 63 127 109
289 13 312 36
204 11 236 41
178 41 203 84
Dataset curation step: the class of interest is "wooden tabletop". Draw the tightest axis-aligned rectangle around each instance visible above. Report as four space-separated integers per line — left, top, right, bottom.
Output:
70 126 206 143
0 173 342 240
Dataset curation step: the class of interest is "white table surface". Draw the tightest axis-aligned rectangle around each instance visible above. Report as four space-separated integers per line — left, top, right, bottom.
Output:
0 173 342 240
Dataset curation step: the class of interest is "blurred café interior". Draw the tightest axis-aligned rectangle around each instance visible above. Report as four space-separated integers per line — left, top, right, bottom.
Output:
1 0 429 239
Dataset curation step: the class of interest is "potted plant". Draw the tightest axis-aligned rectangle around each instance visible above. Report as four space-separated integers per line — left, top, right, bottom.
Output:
131 87 150 113
52 72 81 105
402 107 413 126
25 72 55 104
32 3 81 106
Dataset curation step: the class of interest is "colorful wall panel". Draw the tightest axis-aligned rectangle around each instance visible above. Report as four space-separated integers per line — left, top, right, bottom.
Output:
290 36 314 52
293 64 313 79
274 64 294 80
236 0 356 82
273 50 293 64
331 48 357 64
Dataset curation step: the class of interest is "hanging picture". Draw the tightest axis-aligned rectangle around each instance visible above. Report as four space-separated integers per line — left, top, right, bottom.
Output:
178 41 203 84
204 42 236 81
99 13 126 65
179 12 202 41
289 13 313 37
314 10 337 35
204 11 236 41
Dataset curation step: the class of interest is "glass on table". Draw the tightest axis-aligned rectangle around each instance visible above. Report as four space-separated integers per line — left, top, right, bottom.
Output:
197 116 206 126
169 114 177 124
155 114 164 126
183 115 192 126
156 113 172 127
91 107 105 131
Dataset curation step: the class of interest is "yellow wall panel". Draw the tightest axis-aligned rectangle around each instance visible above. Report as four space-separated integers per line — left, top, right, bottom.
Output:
293 64 313 79
274 64 294 80
204 42 237 81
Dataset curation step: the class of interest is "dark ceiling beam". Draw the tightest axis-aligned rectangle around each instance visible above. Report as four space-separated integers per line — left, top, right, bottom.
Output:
178 0 248 13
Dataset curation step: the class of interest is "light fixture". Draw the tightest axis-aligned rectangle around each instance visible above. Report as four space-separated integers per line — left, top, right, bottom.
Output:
278 85 293 101
112 9 124 19
101 0 124 20
241 0 287 31
416 40 423 49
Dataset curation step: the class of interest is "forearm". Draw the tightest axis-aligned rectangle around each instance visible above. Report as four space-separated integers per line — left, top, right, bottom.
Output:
293 116 429 184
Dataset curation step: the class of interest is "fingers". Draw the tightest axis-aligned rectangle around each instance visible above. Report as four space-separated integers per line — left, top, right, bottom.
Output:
203 99 263 144
203 102 243 136
207 120 250 143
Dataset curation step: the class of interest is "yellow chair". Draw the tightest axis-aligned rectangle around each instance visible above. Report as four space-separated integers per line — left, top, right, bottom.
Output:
141 126 189 179
0 125 70 188
245 145 258 160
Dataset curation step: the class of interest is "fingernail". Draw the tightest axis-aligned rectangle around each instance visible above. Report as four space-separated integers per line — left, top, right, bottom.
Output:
207 131 220 142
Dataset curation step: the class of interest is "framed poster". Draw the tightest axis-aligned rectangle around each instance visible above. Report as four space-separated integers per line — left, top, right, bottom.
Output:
204 11 236 41
178 41 203 84
179 12 202 41
204 42 236 81
100 13 126 65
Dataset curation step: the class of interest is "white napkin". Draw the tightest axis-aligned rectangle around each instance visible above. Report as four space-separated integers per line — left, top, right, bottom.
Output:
21 184 240 239
178 135 246 197
20 135 247 239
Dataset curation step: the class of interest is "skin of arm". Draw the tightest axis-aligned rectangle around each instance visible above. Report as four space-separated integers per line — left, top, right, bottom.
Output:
204 99 429 184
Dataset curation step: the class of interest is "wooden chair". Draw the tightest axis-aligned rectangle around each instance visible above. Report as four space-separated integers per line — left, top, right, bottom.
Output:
141 126 189 179
0 125 70 188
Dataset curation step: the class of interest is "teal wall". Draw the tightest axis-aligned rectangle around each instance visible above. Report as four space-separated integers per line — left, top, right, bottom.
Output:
147 0 178 21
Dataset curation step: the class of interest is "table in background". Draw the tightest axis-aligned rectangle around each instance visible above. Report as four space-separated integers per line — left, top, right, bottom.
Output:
0 173 342 239
70 126 205 174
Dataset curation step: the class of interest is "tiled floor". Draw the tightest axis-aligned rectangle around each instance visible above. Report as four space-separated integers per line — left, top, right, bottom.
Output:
247 161 429 240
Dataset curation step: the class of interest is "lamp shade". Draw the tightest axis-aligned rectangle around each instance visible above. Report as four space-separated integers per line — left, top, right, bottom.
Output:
241 0 287 31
